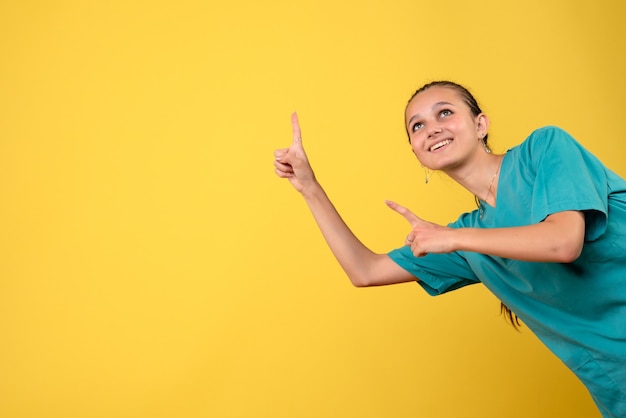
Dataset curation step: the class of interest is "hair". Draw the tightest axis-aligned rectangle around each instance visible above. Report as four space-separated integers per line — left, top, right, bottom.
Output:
501 303 522 330
407 80 520 329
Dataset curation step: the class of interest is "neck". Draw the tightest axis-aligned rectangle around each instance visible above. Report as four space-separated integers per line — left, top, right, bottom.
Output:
444 153 504 207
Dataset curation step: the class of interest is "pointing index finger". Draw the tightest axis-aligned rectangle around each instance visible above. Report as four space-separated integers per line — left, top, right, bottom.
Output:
385 200 420 226
291 112 301 142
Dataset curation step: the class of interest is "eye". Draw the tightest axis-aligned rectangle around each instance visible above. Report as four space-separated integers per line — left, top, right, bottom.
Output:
439 109 452 117
411 122 424 132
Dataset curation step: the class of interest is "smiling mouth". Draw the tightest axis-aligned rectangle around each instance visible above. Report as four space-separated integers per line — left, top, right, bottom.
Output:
429 139 452 152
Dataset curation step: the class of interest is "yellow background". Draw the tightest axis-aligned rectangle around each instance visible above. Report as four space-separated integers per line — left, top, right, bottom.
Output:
1 1 625 417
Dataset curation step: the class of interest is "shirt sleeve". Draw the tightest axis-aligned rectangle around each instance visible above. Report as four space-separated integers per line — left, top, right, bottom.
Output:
387 246 480 296
522 127 609 241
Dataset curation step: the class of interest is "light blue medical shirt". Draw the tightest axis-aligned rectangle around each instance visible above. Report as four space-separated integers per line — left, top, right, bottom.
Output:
388 126 626 417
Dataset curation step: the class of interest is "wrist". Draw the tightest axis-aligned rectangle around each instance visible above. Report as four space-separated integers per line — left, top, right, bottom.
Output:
451 227 469 253
300 179 323 200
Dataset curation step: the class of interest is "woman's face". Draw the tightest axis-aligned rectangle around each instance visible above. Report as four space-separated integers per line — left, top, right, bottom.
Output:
405 86 487 171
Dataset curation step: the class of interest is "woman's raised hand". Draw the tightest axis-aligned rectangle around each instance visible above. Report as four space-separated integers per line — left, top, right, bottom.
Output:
273 114 419 286
274 112 317 193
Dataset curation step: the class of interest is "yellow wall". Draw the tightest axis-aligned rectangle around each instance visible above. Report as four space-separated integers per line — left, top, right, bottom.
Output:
1 1 625 417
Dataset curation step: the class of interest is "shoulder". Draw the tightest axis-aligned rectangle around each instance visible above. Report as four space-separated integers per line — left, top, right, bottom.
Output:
509 126 582 162
518 126 577 150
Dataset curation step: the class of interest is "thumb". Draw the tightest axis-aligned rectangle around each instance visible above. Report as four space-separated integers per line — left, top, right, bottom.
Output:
385 200 421 227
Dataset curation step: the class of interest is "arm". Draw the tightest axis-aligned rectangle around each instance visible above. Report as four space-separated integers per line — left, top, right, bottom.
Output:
298 182 416 286
274 113 415 287
388 201 585 263
453 211 585 262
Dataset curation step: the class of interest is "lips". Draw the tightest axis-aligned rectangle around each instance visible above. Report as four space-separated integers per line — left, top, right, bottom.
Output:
429 139 452 152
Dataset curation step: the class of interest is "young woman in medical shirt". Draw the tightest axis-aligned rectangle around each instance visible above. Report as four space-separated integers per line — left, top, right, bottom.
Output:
273 81 626 417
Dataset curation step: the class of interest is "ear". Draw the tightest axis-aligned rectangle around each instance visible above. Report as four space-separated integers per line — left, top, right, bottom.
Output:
475 113 490 138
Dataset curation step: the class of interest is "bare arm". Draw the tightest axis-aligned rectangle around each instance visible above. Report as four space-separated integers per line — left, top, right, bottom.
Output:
454 211 585 262
274 113 415 287
387 201 585 263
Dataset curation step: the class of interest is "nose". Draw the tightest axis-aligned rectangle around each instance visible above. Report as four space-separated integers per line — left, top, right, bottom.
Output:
427 125 442 138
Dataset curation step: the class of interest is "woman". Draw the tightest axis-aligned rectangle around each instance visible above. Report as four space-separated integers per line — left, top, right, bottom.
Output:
273 81 626 417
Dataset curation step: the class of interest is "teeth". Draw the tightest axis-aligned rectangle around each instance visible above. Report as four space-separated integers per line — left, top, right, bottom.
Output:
430 139 451 151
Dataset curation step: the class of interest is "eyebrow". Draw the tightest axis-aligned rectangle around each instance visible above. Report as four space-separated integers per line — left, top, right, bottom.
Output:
407 101 454 125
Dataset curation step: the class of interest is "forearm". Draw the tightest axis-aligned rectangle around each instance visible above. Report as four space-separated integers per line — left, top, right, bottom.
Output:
454 211 585 262
274 115 414 286
301 182 412 286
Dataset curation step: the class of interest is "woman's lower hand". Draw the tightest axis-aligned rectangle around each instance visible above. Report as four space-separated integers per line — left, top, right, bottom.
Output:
386 200 456 257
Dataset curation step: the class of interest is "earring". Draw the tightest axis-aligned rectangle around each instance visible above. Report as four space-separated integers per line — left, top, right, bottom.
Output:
424 167 431 184
481 135 491 154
